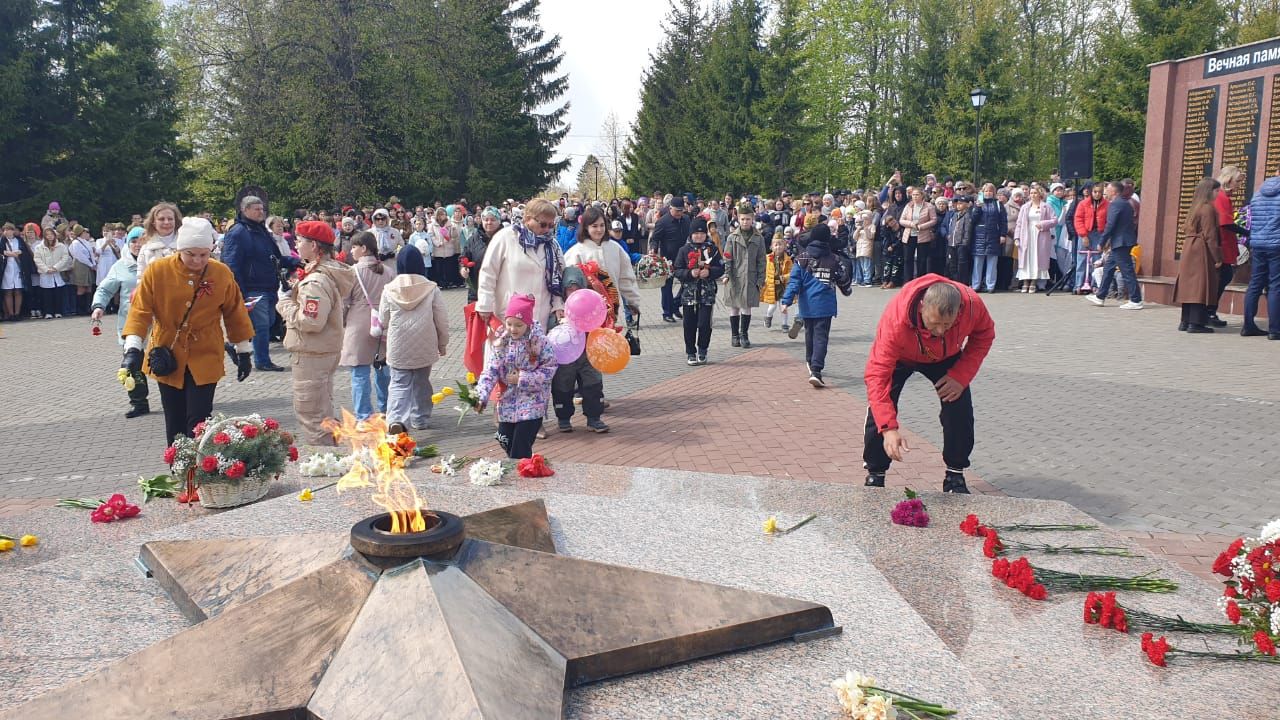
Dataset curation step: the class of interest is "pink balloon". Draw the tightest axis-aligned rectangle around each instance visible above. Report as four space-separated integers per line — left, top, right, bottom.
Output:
565 289 607 333
547 322 586 364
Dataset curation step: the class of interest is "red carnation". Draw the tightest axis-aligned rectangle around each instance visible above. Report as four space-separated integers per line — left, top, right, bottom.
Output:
226 461 246 479
1027 583 1048 601
193 421 207 435
991 557 1010 580
1141 633 1170 667
242 424 259 439
960 514 981 536
981 528 1003 558
1112 607 1128 633
288 446 299 461
200 456 219 472
213 432 231 445
107 493 128 511
1226 600 1242 624
1224 585 1238 598
264 418 280 430
1255 631 1277 656
1083 593 1100 623
163 446 177 465
687 251 700 267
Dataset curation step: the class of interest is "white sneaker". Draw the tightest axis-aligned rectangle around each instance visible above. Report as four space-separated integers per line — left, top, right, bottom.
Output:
1119 301 1143 310
1085 294 1104 307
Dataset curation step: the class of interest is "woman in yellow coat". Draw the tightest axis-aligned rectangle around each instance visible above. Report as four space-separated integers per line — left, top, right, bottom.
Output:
122 217 254 443
760 229 794 331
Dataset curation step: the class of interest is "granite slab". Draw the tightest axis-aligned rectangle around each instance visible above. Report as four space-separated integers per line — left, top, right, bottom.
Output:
1 462 1275 719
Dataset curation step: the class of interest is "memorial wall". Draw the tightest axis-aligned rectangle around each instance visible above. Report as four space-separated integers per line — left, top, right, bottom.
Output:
1138 36 1280 311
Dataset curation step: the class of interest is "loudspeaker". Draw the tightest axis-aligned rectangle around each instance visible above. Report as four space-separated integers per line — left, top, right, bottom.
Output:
1059 131 1094 180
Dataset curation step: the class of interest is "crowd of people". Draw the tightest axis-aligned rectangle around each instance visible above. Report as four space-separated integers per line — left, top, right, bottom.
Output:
2 165 1274 461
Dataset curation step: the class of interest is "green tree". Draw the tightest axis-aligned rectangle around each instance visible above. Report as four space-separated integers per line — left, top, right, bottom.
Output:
623 0 704 194
745 0 806 193
0 0 54 221
576 155 613 200
1083 0 1228 181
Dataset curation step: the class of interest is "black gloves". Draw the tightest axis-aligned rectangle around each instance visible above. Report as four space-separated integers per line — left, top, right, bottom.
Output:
372 354 387 370
236 352 252 382
122 348 143 372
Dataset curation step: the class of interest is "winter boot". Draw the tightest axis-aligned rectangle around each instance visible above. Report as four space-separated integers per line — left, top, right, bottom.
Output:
739 315 752 348
730 315 741 347
864 472 886 488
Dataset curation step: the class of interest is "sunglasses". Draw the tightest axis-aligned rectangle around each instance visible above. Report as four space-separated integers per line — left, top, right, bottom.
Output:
531 219 554 231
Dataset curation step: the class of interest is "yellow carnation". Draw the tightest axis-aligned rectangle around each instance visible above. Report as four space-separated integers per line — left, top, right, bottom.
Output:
123 375 136 391
762 516 778 534
298 488 314 502
431 393 445 404
19 534 37 547
441 386 454 397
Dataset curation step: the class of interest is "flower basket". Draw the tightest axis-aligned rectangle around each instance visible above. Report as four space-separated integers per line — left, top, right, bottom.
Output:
635 254 671 289
198 472 274 508
164 414 298 510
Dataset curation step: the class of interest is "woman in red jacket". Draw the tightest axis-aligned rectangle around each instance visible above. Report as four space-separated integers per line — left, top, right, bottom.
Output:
1209 166 1248 326
1072 182 1108 293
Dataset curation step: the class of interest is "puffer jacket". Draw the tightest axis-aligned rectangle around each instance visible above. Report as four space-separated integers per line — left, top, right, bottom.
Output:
473 322 558 423
1247 175 1280 250
760 251 793 305
780 236 852 319
971 199 1007 256
222 213 287 293
277 258 355 355
379 273 449 370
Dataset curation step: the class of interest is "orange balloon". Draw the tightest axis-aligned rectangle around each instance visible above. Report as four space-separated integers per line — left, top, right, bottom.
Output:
585 327 630 374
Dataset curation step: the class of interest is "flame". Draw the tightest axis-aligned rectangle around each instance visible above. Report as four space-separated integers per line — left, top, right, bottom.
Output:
323 410 427 533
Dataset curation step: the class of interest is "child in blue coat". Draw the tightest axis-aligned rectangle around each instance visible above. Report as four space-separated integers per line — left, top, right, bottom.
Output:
782 223 852 388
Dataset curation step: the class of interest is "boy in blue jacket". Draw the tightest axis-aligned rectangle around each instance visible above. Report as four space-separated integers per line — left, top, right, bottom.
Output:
782 223 853 388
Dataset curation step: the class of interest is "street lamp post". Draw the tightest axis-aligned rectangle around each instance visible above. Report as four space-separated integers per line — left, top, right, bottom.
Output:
970 88 989 188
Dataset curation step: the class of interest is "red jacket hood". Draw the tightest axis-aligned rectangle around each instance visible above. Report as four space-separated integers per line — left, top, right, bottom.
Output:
863 274 995 432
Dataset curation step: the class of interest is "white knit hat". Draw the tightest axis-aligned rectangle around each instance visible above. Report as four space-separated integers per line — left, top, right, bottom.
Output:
175 217 216 250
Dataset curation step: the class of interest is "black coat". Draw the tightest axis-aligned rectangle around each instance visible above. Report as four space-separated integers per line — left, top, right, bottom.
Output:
650 212 690 261
673 241 725 306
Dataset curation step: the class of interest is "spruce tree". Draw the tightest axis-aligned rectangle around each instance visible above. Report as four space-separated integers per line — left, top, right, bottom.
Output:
0 0 54 221
623 0 704 195
745 0 806 194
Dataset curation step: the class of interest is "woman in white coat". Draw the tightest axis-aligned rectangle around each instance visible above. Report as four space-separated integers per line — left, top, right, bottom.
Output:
563 204 641 319
475 198 566 328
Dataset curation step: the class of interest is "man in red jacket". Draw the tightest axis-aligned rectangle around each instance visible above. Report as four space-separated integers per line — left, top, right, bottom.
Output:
863 273 996 493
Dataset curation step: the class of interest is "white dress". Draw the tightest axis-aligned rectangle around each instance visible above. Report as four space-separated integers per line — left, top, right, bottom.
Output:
2 237 23 289
96 237 120 284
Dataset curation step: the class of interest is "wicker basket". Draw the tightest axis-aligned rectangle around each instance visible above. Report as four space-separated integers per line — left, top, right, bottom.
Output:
637 275 668 290
199 473 274 508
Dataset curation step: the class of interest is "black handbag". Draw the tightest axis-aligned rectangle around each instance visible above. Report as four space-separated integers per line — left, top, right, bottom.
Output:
148 265 206 376
625 311 641 356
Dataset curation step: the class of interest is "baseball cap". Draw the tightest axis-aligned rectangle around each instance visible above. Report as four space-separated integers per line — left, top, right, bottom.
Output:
610 220 623 230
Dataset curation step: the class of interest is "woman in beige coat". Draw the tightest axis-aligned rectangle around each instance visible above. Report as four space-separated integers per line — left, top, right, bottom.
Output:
898 187 937 282
341 232 396 420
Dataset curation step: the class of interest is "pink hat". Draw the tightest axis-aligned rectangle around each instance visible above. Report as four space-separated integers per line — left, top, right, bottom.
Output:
48 201 60 212
505 294 535 326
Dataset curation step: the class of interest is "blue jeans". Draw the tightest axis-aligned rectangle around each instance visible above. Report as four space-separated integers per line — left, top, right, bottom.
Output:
350 364 390 420
853 257 872 285
971 254 998 290
247 290 277 366
1244 245 1280 333
1095 246 1140 303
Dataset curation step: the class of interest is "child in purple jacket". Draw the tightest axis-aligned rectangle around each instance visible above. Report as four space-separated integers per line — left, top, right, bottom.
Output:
475 294 558 458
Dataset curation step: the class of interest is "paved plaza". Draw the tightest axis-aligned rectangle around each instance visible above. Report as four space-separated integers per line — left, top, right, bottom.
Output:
2 283 1277 580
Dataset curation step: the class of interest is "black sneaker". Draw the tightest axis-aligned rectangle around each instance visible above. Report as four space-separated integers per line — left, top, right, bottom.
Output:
1241 325 1266 337
943 471 970 494
687 354 698 366
557 419 573 433
586 418 610 433
864 473 886 488
1206 315 1227 328
125 405 150 419
697 355 708 366
765 316 773 328
808 373 825 388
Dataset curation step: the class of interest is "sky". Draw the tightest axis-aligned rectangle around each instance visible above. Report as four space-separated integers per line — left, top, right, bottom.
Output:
537 0 669 189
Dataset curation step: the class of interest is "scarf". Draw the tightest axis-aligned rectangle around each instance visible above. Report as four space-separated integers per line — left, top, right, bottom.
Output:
516 223 564 298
